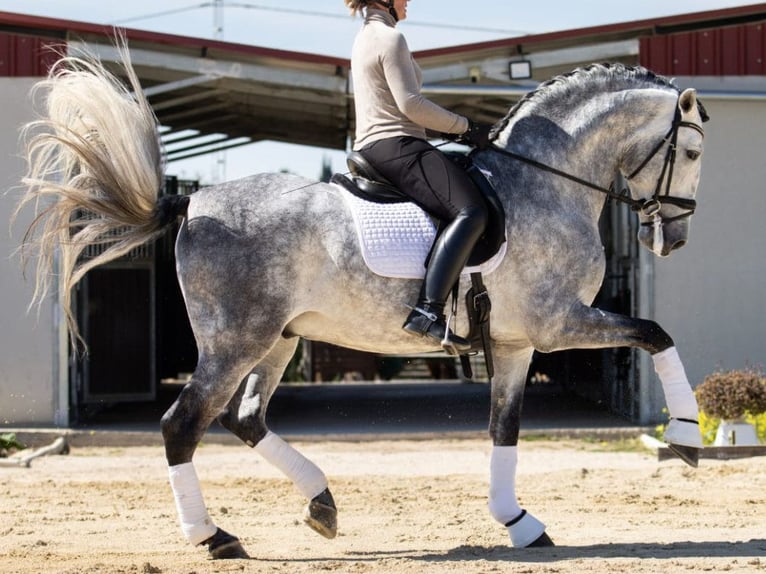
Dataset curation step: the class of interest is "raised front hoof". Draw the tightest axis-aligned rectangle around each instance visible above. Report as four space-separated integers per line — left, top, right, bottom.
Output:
526 531 555 547
204 528 250 560
667 443 699 468
663 418 702 468
304 488 338 539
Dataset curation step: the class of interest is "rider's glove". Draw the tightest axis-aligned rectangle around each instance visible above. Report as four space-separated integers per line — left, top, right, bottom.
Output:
457 120 494 150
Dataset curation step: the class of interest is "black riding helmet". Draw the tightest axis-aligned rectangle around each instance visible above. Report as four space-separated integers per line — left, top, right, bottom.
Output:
368 0 399 21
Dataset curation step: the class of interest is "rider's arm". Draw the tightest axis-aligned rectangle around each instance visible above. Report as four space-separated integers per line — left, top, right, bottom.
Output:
381 31 469 135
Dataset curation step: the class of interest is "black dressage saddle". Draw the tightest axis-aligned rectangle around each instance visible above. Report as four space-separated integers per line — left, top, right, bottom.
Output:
331 150 506 267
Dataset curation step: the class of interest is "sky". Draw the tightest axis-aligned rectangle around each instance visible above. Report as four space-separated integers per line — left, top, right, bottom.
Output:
2 0 757 183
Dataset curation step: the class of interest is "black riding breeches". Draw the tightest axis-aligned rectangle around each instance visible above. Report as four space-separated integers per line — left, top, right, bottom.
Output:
358 136 486 220
358 136 488 305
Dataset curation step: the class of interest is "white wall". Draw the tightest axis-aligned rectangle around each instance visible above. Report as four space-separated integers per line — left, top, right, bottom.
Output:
653 98 766 400
0 77 58 426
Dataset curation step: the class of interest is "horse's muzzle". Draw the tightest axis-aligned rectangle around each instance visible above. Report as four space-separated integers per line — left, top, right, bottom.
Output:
638 220 689 257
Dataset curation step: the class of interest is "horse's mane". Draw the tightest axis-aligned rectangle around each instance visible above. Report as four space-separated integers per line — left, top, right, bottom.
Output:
491 63 681 138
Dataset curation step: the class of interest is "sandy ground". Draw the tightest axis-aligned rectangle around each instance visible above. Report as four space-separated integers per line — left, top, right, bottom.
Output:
1 437 765 574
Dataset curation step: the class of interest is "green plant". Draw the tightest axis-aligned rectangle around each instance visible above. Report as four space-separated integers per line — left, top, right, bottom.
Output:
0 433 26 457
695 368 766 420
697 410 766 446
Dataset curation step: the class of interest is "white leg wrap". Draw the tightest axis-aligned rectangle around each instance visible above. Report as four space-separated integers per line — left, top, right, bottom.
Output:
653 347 703 448
652 347 699 421
488 446 546 546
664 417 703 448
168 462 217 545
255 431 328 499
488 446 522 525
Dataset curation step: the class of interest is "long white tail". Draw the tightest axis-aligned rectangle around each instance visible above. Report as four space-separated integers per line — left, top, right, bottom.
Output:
14 35 170 342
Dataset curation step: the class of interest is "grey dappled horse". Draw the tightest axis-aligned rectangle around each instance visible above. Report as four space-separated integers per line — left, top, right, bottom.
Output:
16 43 707 558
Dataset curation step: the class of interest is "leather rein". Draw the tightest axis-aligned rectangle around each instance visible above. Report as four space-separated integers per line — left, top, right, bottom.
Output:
484 97 705 226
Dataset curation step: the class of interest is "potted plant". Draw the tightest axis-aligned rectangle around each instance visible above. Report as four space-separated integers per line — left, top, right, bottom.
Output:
695 368 766 446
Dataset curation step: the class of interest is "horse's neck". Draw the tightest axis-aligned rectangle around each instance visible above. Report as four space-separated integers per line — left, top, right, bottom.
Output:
491 89 673 220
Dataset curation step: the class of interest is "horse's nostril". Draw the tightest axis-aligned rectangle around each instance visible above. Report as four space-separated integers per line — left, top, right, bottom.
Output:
671 239 687 251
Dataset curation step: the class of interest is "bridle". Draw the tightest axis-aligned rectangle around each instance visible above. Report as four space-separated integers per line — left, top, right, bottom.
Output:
624 103 705 226
484 95 706 227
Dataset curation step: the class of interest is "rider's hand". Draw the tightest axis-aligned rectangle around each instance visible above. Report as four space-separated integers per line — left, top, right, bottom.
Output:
458 120 494 150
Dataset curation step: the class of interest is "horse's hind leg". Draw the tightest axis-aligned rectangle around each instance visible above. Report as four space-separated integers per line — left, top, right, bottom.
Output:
161 350 254 559
217 336 338 539
487 345 554 548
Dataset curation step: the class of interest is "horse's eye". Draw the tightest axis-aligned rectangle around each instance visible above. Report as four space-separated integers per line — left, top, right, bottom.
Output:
686 149 701 161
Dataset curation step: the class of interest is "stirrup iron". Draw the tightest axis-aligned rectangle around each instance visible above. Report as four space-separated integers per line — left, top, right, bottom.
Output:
441 311 459 355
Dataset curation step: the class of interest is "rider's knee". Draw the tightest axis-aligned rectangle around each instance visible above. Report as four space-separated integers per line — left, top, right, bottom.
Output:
458 203 489 233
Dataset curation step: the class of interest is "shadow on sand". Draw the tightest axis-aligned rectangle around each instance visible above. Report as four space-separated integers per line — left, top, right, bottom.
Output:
250 539 766 565
412 539 766 563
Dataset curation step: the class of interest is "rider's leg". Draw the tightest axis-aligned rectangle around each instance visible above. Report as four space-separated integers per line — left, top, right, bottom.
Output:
402 204 487 351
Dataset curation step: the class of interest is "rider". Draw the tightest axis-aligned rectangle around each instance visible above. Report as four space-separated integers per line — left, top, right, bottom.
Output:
346 0 494 353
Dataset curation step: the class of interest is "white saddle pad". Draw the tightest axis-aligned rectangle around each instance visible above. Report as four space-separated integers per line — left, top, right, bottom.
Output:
337 185 507 279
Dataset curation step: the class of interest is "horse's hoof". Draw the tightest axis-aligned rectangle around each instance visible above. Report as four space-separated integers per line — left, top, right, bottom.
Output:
527 531 555 547
667 443 699 468
304 488 337 539
204 528 250 560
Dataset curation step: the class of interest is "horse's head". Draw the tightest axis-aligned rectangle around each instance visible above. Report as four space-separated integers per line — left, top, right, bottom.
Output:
625 88 707 257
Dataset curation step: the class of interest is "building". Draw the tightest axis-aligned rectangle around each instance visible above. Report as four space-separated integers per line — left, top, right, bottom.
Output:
1 4 765 426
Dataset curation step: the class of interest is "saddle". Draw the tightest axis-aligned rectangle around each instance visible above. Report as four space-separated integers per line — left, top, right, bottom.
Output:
330 151 505 380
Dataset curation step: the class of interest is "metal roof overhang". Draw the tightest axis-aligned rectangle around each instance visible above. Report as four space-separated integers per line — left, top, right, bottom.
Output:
50 14 658 162
4 3 766 162
67 34 352 161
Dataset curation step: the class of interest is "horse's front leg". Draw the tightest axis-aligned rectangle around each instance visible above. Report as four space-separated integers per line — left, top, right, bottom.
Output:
488 344 554 548
534 303 703 465
217 336 338 540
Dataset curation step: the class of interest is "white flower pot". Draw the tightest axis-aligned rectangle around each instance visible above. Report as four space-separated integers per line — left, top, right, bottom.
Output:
713 420 760 446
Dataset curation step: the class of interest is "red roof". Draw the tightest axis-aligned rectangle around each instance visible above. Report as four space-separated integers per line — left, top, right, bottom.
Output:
414 3 766 60
0 9 349 73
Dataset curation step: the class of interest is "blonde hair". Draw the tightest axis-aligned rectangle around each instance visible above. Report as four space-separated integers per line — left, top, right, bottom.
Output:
344 0 369 17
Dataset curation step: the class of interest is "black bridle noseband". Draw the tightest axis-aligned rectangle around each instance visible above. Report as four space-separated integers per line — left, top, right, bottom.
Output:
485 95 705 227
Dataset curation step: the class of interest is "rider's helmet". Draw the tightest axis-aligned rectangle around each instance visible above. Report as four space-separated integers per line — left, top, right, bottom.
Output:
344 0 399 21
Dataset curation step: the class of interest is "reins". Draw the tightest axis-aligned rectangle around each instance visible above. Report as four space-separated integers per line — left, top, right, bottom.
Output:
483 144 639 208
287 97 705 230
484 98 705 224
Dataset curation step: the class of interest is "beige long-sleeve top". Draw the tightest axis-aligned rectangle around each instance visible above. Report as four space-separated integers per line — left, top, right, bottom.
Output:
350 9 468 150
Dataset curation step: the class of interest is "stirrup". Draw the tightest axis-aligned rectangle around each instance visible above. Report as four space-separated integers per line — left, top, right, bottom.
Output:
440 312 461 356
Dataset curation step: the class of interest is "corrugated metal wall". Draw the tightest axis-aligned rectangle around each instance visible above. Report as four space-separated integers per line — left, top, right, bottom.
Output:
0 32 60 77
640 22 766 75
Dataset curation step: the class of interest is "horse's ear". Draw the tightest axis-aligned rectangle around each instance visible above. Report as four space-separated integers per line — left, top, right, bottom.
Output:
680 88 710 122
678 88 697 114
679 88 697 115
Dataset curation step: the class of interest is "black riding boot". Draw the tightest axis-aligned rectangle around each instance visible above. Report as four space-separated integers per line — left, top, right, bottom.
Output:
403 205 487 355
